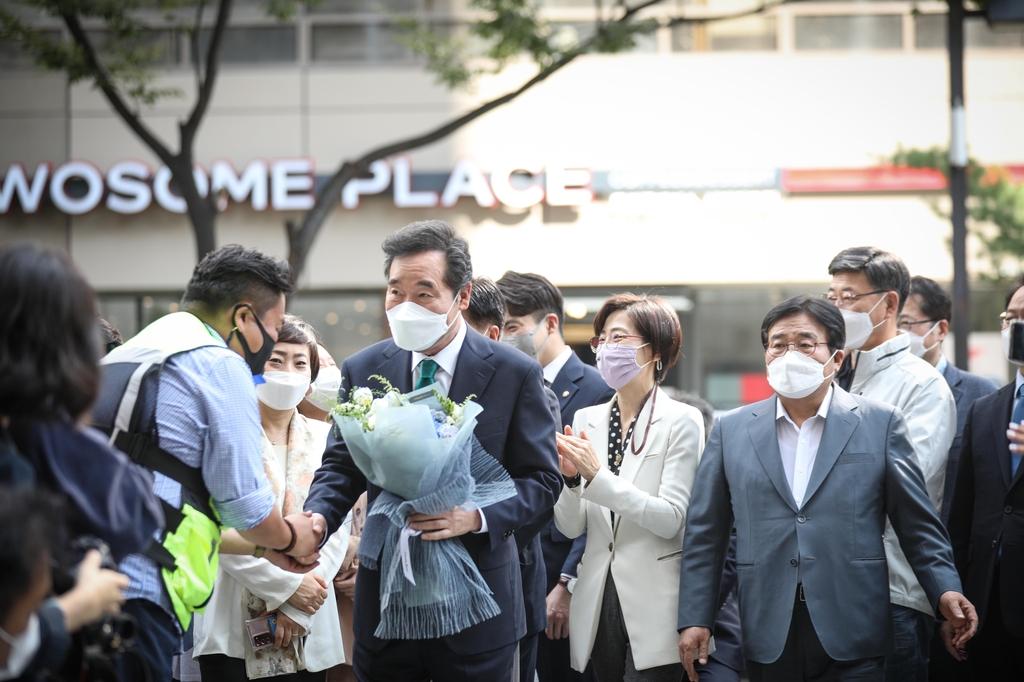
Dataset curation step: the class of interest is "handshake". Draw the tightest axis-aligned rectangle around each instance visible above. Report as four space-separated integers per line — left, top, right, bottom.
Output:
224 509 330 574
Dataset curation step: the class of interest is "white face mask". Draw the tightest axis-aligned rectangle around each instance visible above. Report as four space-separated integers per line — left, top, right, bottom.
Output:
386 295 459 353
908 321 941 358
0 613 40 679
767 349 838 400
305 365 342 410
500 324 550 361
257 371 311 411
1003 324 1024 367
841 295 887 351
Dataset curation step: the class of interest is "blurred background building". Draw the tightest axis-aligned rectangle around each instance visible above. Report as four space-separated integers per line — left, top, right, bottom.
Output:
2 0 1024 408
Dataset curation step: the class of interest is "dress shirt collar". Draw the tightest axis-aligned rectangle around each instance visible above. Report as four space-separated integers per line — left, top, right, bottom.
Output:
411 315 467 381
776 385 834 427
1015 366 1024 398
543 346 573 385
935 354 948 376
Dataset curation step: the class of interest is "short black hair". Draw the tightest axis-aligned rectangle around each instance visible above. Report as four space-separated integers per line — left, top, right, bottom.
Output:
180 244 294 318
382 221 472 294
466 277 506 331
0 486 62 621
1005 274 1024 309
496 271 564 328
828 247 911 314
908 276 952 323
0 244 101 421
275 314 321 382
761 295 846 354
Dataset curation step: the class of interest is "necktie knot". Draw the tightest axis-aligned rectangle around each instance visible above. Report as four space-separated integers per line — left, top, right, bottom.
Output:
416 358 439 390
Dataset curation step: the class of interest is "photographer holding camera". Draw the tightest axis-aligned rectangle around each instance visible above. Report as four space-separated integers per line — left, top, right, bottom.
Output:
0 244 166 679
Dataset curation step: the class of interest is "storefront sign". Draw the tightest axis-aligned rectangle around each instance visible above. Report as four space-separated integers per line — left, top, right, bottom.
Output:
0 157 592 215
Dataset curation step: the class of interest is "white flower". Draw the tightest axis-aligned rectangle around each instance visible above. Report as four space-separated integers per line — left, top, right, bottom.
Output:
372 396 392 413
366 413 376 432
450 404 463 425
353 387 374 407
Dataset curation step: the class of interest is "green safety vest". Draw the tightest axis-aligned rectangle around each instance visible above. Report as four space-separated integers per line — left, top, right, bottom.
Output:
97 312 232 630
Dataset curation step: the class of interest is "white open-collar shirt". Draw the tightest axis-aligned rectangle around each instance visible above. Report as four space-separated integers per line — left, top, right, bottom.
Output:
775 385 834 509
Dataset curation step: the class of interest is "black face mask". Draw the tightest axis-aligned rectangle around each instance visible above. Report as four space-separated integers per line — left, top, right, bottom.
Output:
227 304 275 377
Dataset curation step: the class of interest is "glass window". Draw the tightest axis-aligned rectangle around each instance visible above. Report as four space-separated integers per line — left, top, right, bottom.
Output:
914 13 945 49
87 29 180 66
795 15 902 51
197 26 296 63
671 24 695 52
286 293 387 365
708 15 776 51
310 0 418 13
312 23 416 62
0 30 62 69
966 18 1024 48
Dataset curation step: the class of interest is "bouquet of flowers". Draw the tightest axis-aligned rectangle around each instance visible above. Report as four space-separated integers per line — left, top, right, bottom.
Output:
330 376 517 640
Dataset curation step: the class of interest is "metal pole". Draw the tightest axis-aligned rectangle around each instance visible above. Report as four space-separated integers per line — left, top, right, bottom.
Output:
949 0 970 370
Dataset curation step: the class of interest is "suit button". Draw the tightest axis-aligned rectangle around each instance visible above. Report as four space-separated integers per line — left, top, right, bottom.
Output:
790 558 798 566
993 540 999 548
1005 505 1013 514
608 543 613 552
797 515 806 524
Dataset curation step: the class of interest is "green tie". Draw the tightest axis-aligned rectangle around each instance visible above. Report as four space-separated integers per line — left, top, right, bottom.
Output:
416 358 439 390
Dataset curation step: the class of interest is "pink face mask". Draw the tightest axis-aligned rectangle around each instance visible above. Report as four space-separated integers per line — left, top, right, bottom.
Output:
596 342 651 390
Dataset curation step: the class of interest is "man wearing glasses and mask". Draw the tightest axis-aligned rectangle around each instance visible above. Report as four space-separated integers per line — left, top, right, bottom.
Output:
824 247 956 682
947 275 1024 679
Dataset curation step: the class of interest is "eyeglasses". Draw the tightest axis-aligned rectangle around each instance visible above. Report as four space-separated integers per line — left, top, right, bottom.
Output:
896 318 938 332
590 333 645 353
1000 312 1022 330
821 290 887 309
766 341 829 358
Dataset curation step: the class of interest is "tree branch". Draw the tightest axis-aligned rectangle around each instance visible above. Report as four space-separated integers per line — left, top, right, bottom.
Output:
61 11 177 168
664 2 777 28
192 0 206 95
183 0 232 145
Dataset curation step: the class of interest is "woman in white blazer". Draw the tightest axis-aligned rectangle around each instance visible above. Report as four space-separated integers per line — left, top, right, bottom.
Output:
555 294 705 682
193 316 348 681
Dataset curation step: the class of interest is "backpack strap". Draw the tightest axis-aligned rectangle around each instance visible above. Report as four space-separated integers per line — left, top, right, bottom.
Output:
113 430 216 523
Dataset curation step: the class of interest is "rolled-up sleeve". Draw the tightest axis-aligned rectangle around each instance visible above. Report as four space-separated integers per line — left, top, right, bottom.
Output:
197 355 275 529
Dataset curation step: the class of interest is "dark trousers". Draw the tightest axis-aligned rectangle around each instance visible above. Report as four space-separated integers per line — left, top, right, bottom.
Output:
885 604 931 682
591 575 683 682
197 654 325 682
521 632 540 682
537 633 597 682
747 588 884 682
685 659 741 682
927 624 969 682
967 568 1024 679
353 637 517 682
114 599 179 682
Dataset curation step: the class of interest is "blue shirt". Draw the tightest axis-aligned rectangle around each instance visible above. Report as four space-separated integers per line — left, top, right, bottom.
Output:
119 334 274 624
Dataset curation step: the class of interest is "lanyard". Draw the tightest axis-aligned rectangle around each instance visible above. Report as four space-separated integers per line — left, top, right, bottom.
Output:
629 386 657 456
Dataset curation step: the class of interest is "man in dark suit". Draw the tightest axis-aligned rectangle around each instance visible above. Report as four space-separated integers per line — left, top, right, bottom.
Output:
947 275 1024 678
678 295 978 682
496 271 614 682
900 277 996 682
303 221 562 682
463 276 560 682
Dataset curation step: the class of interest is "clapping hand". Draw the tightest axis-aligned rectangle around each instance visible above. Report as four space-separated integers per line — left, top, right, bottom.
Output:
556 426 601 482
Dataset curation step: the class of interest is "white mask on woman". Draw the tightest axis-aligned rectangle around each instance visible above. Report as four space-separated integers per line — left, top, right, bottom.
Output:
305 365 342 410
767 349 838 400
257 371 311 411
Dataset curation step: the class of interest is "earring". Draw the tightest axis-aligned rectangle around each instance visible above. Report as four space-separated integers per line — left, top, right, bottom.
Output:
656 359 663 371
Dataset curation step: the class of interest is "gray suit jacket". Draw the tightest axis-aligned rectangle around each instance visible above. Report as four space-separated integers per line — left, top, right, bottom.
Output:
677 387 961 663
940 362 997 523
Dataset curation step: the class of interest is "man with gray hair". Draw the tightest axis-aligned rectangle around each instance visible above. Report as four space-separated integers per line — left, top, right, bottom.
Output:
304 221 562 681
825 247 957 682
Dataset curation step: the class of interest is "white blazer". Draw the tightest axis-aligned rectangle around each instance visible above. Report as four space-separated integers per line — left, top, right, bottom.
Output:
554 388 705 672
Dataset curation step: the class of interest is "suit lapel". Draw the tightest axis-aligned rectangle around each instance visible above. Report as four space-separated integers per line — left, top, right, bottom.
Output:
617 388 665 487
552 352 584 413
747 398 798 513
378 341 413 393
448 329 496 403
943 364 966 405
800 389 860 507
992 384 1017 489
585 402 615 534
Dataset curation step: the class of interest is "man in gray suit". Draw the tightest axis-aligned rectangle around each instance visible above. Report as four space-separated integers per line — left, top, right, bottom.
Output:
677 295 978 682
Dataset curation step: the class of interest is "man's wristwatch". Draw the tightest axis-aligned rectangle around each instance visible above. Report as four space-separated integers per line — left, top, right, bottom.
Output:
253 545 267 559
557 575 577 595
